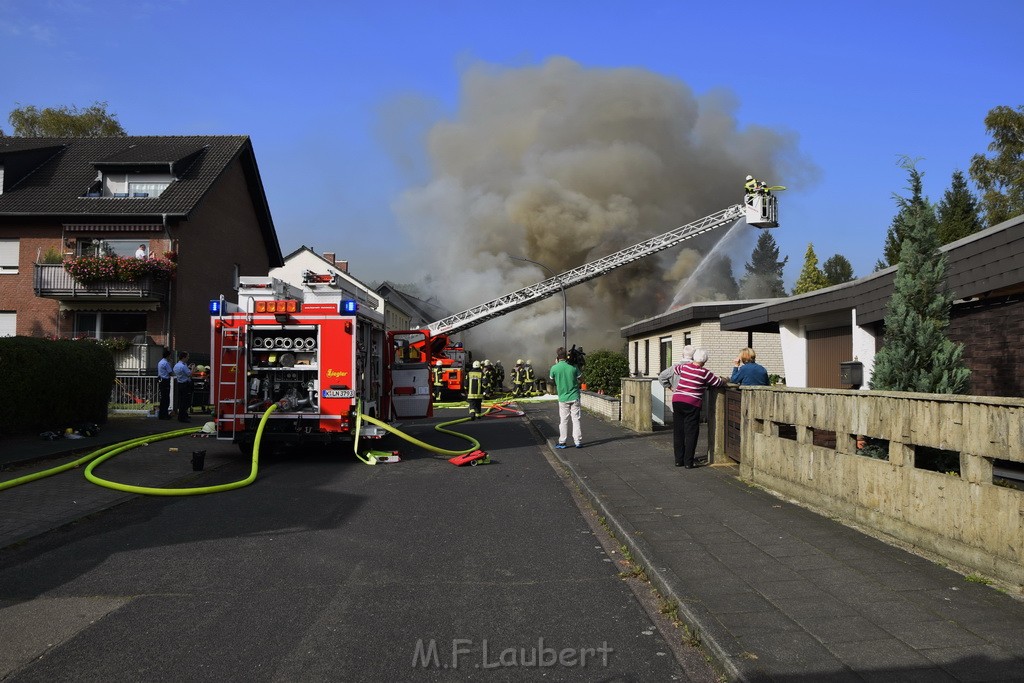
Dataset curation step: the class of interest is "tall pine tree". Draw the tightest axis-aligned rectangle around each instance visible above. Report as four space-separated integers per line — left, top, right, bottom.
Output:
869 202 970 393
822 254 855 285
877 157 938 269
738 230 788 298
793 243 830 294
936 170 983 244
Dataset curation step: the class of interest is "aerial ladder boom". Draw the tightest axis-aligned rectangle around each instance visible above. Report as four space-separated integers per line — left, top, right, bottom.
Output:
426 194 777 337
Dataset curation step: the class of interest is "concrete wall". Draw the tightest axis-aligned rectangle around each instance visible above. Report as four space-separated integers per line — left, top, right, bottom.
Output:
740 386 1024 589
619 378 651 432
580 390 621 422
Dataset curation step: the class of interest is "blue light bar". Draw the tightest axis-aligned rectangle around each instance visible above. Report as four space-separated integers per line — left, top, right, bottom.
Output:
342 299 358 314
209 300 221 315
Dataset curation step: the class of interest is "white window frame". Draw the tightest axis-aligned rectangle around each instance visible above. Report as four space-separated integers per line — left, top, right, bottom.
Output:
0 238 19 274
0 311 15 337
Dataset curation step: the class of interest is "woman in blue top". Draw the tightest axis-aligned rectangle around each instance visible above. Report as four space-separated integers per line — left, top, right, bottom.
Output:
730 348 770 386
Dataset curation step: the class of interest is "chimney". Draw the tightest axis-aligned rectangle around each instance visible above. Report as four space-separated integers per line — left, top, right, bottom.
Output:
323 251 336 265
337 260 349 273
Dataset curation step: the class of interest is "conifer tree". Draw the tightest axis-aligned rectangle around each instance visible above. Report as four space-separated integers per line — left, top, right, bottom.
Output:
936 170 983 244
793 244 829 294
738 230 787 298
869 207 970 393
878 157 938 269
822 254 855 286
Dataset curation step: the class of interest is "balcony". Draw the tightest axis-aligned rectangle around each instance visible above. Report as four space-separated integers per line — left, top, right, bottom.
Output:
34 263 169 301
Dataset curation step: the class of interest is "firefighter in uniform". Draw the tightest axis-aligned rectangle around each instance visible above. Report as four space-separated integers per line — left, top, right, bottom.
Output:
744 174 759 205
465 360 484 419
523 360 537 396
481 359 495 398
512 359 525 397
431 360 444 401
494 360 505 392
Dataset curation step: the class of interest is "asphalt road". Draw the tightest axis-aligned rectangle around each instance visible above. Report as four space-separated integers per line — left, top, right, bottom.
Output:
0 412 714 682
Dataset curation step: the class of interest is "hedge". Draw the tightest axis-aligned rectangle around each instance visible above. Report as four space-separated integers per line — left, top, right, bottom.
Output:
0 336 114 435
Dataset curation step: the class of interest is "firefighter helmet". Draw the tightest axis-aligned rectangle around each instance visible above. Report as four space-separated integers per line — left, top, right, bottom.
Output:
472 360 481 368
745 174 753 181
526 359 532 365
435 360 442 366
516 359 523 365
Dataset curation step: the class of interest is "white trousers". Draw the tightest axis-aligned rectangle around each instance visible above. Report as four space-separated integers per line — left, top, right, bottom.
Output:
558 399 582 445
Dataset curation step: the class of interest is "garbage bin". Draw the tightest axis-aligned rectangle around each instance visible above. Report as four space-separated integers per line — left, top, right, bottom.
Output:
191 450 206 471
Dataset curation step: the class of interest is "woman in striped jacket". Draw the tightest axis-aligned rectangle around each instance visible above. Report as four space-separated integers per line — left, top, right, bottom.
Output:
666 348 725 469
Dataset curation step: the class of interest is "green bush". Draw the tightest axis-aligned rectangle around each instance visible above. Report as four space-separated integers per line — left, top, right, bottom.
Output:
0 336 114 435
582 349 630 396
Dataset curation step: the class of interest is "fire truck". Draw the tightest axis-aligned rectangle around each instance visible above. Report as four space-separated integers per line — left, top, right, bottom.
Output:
209 190 777 450
209 271 390 451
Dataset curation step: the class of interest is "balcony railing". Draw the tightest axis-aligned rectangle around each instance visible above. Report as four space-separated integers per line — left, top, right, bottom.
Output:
34 263 168 300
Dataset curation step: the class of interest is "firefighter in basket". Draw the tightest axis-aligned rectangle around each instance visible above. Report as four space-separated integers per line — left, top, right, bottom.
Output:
465 360 484 419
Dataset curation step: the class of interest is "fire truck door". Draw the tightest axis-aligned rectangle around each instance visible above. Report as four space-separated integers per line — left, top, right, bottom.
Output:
387 331 431 418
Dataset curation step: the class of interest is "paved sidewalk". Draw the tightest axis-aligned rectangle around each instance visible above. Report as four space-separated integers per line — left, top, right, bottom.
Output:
521 402 1024 682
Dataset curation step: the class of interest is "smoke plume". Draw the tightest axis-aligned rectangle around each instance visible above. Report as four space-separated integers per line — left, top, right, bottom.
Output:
392 57 815 363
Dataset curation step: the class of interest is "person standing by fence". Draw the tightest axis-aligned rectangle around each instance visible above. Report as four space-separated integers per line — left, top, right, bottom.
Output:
173 351 193 423
157 348 173 420
667 348 725 468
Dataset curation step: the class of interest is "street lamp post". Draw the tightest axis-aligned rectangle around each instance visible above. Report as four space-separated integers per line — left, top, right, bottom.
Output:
511 256 567 353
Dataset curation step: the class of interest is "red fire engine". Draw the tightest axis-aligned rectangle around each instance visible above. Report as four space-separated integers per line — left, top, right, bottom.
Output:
210 273 397 451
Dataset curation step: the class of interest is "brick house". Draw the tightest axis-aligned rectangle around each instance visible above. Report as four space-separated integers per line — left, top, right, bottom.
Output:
0 136 283 371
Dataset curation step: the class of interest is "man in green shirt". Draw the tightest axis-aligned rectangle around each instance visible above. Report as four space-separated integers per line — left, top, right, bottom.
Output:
549 347 583 449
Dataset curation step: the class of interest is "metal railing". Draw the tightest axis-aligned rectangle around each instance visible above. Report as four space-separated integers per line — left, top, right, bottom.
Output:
110 375 159 414
34 263 168 299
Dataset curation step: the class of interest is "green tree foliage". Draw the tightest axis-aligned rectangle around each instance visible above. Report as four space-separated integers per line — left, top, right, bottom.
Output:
793 243 830 294
878 157 938 270
581 349 629 396
936 170 983 244
4 101 126 137
738 230 787 298
822 254 855 286
969 104 1024 227
869 207 970 394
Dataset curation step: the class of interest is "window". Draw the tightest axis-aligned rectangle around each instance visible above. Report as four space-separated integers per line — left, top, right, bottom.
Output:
74 312 147 341
77 239 147 258
128 181 169 198
0 311 15 337
683 332 692 346
0 238 18 273
660 337 673 372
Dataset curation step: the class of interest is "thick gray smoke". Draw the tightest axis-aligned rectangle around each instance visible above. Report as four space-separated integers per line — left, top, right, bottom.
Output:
392 57 815 363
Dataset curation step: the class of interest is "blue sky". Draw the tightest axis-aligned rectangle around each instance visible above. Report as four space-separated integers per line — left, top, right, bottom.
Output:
1 1 1020 346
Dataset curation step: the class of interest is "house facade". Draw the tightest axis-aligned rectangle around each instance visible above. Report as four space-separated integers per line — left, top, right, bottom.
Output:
720 213 1024 396
0 136 282 372
270 247 383 318
621 300 784 380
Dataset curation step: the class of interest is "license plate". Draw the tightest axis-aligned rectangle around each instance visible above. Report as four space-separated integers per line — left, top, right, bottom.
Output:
322 389 355 398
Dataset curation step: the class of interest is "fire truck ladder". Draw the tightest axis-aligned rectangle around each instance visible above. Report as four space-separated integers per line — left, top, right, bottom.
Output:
426 201 752 337
214 319 246 441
